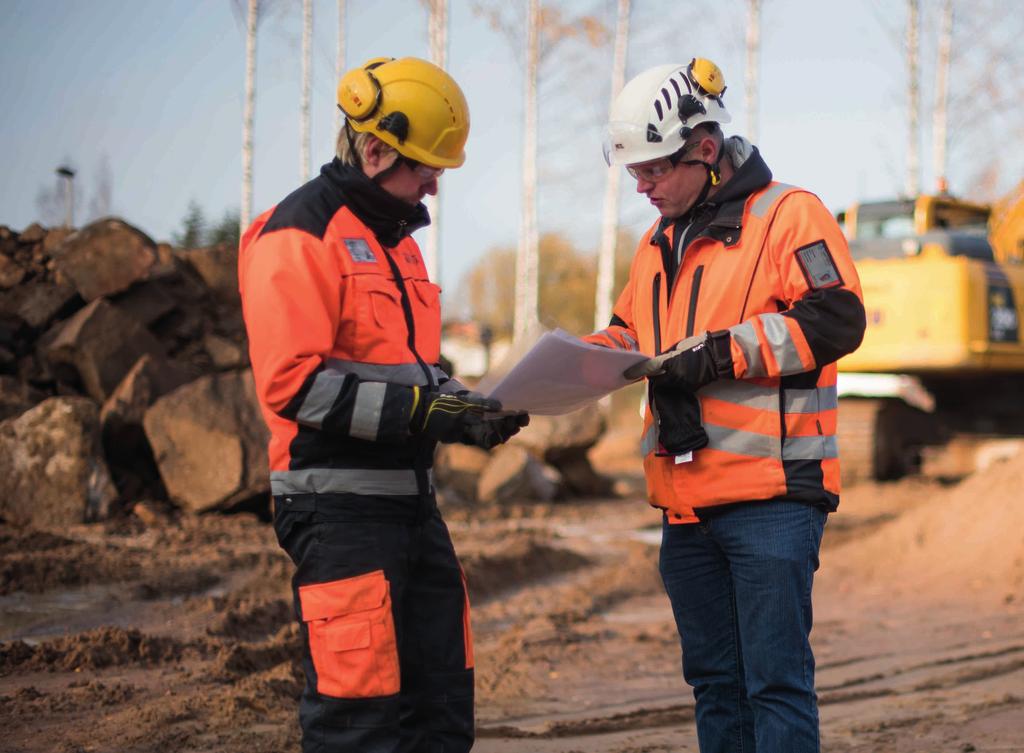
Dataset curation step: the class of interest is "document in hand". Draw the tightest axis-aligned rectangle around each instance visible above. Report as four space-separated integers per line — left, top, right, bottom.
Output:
484 329 649 415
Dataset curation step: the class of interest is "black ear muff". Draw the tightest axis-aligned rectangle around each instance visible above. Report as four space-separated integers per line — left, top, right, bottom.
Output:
338 67 382 121
377 111 409 144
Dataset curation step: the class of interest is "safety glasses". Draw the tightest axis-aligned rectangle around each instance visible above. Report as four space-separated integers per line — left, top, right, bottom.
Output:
401 157 445 180
626 143 698 182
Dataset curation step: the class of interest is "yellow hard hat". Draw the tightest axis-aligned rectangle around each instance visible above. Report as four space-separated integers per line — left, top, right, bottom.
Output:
337 56 470 169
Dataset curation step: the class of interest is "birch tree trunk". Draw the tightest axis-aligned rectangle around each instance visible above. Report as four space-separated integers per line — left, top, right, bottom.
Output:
932 0 953 193
514 0 540 343
300 0 312 182
745 0 761 145
334 0 346 137
906 0 920 197
240 0 258 233
593 0 630 333
425 0 448 285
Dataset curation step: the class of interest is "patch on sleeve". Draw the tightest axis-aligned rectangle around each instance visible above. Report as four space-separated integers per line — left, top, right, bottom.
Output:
795 240 843 290
343 238 377 264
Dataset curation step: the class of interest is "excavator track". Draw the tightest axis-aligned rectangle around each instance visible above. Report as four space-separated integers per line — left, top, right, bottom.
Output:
838 398 935 484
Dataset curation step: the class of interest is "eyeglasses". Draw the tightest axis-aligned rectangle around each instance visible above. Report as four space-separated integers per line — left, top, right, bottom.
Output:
401 157 445 180
626 143 699 182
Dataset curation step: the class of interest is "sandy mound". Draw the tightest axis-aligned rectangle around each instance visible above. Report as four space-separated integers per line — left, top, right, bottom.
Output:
826 448 1024 605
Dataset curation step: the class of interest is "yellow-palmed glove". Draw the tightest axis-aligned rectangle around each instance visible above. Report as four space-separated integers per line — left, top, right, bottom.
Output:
410 388 502 443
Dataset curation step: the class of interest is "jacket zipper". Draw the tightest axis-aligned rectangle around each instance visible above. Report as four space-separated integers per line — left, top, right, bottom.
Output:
685 265 704 338
381 246 435 496
380 248 435 391
651 273 663 354
648 274 662 442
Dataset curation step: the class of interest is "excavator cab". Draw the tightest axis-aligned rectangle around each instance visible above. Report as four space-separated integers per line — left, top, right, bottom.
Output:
836 191 1024 482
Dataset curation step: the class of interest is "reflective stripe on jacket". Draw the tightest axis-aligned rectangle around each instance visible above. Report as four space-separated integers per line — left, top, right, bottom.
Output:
591 176 865 522
239 160 447 498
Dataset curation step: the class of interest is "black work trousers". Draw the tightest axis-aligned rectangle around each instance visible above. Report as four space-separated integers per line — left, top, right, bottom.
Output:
273 492 474 753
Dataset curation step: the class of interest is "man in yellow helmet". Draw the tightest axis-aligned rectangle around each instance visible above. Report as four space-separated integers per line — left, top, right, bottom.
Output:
239 56 527 752
588 58 865 752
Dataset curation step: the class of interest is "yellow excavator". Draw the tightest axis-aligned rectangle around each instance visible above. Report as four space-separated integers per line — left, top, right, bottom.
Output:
836 182 1024 481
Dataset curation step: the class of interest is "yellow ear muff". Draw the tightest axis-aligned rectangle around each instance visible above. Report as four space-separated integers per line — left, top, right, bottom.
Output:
337 67 382 121
688 58 726 97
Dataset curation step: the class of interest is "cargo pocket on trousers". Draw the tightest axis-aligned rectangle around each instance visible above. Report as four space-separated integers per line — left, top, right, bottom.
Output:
298 570 401 698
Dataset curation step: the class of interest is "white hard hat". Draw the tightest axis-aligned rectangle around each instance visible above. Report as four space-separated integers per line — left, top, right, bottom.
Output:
603 58 732 166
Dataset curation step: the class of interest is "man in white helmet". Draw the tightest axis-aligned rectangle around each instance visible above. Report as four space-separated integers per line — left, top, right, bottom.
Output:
586 59 866 751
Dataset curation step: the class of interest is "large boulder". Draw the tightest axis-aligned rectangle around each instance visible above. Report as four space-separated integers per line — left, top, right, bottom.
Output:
434 443 491 502
143 370 269 513
177 243 240 304
0 397 119 526
0 278 80 330
100 354 192 499
511 405 612 497
0 375 45 422
53 218 157 301
43 298 164 402
513 405 606 462
477 445 560 504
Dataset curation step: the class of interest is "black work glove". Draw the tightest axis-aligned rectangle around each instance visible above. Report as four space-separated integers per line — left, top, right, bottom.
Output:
623 330 734 391
410 389 502 443
462 412 530 450
650 382 708 455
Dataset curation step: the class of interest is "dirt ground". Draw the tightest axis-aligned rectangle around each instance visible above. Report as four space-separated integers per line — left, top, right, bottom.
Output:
3 432 1024 752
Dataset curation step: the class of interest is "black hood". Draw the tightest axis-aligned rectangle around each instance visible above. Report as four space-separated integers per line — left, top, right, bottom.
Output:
321 158 431 248
707 139 773 207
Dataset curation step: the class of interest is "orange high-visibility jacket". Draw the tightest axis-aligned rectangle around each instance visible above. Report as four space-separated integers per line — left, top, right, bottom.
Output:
590 150 865 523
239 159 450 499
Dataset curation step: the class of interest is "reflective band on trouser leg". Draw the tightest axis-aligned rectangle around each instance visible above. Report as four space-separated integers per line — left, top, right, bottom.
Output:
270 468 429 496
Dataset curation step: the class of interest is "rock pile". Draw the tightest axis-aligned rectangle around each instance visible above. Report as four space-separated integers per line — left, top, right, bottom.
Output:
0 218 613 527
0 218 261 526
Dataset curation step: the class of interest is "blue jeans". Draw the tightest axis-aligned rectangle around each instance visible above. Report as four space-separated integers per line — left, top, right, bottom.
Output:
659 500 827 753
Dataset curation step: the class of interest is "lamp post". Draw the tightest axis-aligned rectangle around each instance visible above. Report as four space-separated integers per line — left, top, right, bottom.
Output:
56 165 75 228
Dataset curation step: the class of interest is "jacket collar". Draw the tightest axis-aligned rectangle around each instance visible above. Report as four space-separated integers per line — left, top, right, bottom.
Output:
320 158 431 248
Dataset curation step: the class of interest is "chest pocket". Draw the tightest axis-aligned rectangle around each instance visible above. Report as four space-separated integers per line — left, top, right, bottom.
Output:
343 273 408 363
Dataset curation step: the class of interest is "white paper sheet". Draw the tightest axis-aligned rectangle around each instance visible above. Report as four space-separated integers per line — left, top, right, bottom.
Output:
484 329 649 415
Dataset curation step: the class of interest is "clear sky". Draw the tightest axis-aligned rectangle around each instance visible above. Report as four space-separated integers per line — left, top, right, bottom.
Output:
1 0 1019 301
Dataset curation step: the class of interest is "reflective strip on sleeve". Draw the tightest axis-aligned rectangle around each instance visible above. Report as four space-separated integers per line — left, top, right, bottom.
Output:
784 386 838 414
759 313 804 374
324 358 445 386
782 435 838 460
295 371 346 429
750 182 794 218
270 468 428 496
729 321 767 378
620 331 639 351
349 382 388 441
705 422 781 459
700 380 780 412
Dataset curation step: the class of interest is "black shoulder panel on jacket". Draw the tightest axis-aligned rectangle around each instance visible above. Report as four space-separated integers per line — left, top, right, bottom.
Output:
259 175 345 241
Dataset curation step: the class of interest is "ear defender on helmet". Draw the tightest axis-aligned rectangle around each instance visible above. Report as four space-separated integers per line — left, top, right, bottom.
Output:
337 61 387 121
